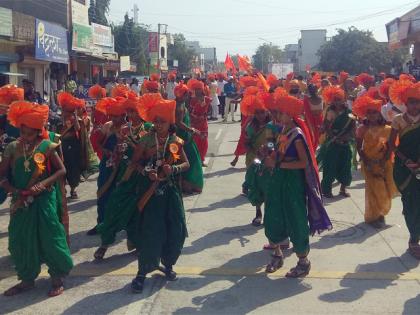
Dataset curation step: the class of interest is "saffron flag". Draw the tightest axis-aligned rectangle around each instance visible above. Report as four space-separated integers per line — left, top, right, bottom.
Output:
237 54 253 74
224 53 236 73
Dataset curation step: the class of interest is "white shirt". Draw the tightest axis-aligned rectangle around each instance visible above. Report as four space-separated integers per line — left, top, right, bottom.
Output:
166 81 176 100
217 80 226 96
381 102 407 123
130 84 140 95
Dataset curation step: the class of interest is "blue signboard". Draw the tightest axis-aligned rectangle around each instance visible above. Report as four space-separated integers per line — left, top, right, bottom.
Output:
35 19 69 64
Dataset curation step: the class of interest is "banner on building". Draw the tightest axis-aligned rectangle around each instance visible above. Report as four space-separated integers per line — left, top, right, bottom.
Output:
148 32 159 53
72 23 93 52
0 8 12 37
120 56 130 72
72 1 89 25
35 19 69 64
12 12 35 43
92 23 113 47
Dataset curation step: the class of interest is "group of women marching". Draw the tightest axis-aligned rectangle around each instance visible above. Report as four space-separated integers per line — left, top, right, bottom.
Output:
0 68 418 297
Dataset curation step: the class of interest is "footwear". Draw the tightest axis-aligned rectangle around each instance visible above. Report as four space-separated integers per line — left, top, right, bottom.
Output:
69 191 79 200
286 260 311 278
265 254 284 273
251 216 262 227
158 265 178 281
408 243 420 260
339 190 351 198
94 247 107 260
131 276 145 293
87 226 98 236
48 278 64 297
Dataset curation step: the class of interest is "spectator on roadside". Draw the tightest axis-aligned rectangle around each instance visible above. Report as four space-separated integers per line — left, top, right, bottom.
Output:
23 80 44 104
217 74 226 117
130 78 140 95
223 76 238 123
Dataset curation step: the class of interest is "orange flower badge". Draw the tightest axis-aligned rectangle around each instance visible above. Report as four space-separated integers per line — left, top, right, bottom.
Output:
33 152 46 172
169 143 180 161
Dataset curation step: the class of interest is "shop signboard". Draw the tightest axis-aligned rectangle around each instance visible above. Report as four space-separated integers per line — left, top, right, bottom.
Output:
35 19 69 64
72 23 93 52
92 23 113 47
148 32 159 53
12 12 35 43
72 1 89 25
120 56 130 72
0 7 12 37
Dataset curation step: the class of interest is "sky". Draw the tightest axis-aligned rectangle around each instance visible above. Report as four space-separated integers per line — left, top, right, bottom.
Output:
109 0 419 60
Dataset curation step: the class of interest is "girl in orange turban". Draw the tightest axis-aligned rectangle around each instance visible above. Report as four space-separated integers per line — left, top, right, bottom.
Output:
93 95 153 260
387 82 420 259
260 94 331 278
129 93 190 294
173 84 204 194
57 92 91 200
188 79 211 165
87 96 128 236
318 85 355 198
2 101 73 298
354 95 397 227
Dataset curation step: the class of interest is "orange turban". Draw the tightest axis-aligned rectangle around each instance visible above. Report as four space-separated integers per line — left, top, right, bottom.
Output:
356 73 374 86
57 92 86 112
239 76 258 88
174 83 189 98
266 74 280 87
8 101 49 130
111 84 130 98
138 93 175 123
0 84 24 105
168 71 177 81
150 73 160 82
96 97 127 116
123 92 140 111
399 73 416 83
389 80 420 105
339 71 349 84
257 91 275 110
240 95 266 116
187 79 204 92
366 87 384 102
286 72 294 81
207 73 216 81
353 95 383 119
88 84 106 99
378 78 395 99
243 86 259 96
322 86 345 105
144 80 160 92
216 73 226 80
274 95 304 118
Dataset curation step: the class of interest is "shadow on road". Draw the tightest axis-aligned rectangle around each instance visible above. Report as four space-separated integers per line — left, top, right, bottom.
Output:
319 254 420 303
204 167 246 179
67 198 97 213
403 294 420 315
189 195 248 213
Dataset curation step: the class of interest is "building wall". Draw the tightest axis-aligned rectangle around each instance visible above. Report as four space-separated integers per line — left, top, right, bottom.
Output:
298 30 326 73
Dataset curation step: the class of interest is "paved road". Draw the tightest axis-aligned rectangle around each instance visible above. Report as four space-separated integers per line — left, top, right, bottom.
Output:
1 115 420 314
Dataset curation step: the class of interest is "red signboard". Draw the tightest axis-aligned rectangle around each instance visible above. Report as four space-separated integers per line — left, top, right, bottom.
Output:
148 32 158 53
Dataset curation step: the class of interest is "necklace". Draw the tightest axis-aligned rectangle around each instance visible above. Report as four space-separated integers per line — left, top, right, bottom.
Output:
22 140 42 172
154 132 170 167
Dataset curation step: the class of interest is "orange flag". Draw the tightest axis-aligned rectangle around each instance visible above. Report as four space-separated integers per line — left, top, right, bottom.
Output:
257 72 270 92
237 54 253 74
224 53 236 73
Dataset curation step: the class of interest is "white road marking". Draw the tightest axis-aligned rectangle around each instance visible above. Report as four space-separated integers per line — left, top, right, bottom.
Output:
214 128 222 141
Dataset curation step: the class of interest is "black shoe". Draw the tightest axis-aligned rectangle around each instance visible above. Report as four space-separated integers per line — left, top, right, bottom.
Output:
158 265 178 281
131 276 145 294
87 226 98 236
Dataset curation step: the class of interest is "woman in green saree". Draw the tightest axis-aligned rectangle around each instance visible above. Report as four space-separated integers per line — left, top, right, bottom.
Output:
388 81 420 259
130 96 189 294
174 83 203 194
318 86 356 198
1 101 73 297
94 94 152 259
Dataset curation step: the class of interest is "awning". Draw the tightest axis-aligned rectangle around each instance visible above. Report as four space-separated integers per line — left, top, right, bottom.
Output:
0 72 26 76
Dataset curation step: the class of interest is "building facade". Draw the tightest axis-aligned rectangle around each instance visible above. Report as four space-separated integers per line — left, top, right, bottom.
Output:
185 41 217 73
297 29 327 73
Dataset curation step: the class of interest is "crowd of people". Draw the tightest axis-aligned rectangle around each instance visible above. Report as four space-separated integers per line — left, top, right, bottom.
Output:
0 68 418 297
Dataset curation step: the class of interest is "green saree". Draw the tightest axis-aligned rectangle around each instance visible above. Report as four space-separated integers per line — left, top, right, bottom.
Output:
6 140 73 282
176 102 204 192
394 122 420 241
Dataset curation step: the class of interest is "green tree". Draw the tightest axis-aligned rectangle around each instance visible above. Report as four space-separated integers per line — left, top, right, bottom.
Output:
89 0 110 26
252 44 283 73
113 14 149 74
168 34 195 74
318 27 409 74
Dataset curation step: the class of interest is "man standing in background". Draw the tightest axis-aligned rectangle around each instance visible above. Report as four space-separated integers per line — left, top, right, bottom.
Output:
217 74 226 118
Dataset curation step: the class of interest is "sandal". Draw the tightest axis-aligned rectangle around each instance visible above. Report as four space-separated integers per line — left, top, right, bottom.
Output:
265 254 284 273
94 247 108 260
251 217 262 227
69 191 79 200
263 243 277 250
3 281 35 297
48 283 64 297
339 190 351 198
131 275 145 294
286 260 311 278
408 243 420 260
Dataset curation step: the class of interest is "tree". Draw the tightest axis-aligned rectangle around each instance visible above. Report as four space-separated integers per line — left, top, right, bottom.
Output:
318 27 409 74
113 14 150 74
168 34 195 74
88 0 110 26
252 44 283 73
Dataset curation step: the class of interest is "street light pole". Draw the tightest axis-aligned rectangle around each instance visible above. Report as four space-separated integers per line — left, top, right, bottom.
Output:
259 37 273 73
